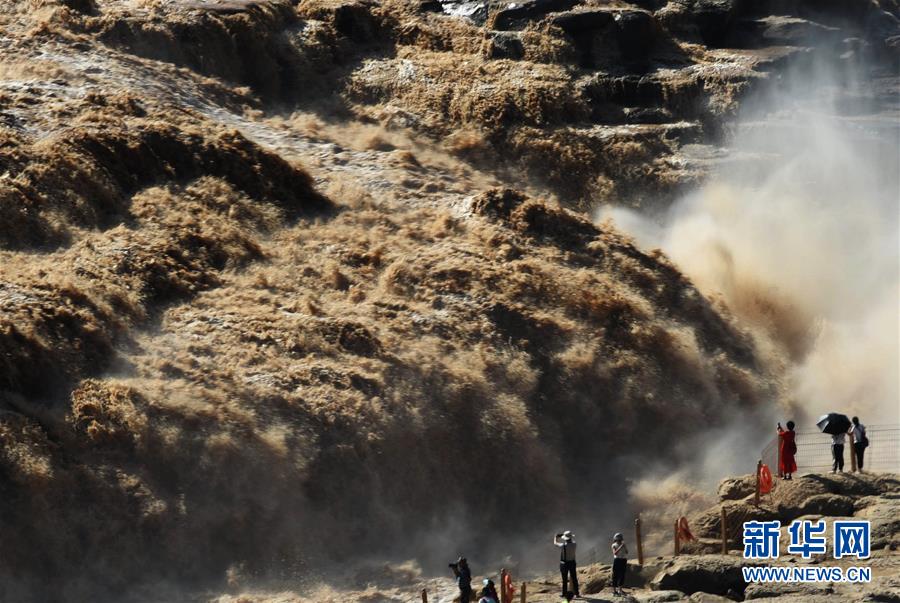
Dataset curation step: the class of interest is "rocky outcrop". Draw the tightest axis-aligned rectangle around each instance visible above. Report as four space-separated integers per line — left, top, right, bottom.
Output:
717 475 755 500
650 555 756 596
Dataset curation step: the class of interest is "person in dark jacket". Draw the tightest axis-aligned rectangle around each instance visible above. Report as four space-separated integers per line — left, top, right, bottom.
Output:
554 531 579 598
850 416 867 472
450 557 472 603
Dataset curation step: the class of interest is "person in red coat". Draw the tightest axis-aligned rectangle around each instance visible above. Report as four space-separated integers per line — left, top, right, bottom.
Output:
778 421 797 479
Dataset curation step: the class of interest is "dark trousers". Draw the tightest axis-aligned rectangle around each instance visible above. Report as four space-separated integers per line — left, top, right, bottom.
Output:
854 442 865 470
560 560 579 596
612 558 627 587
459 586 472 603
832 444 844 471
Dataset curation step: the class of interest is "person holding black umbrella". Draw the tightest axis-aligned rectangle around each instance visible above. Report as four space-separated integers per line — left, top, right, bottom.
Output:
818 413 851 473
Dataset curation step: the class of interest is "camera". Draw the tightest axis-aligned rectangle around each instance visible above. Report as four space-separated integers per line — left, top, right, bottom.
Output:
449 562 458 569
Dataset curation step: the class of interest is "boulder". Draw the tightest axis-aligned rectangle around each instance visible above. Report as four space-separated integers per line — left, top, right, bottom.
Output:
650 555 757 596
490 0 580 30
798 471 890 497
689 593 733 603
717 474 755 501
678 538 727 555
768 475 830 517
549 8 616 34
417 0 443 12
634 591 688 602
485 32 525 60
690 499 779 542
744 580 834 600
60 0 98 13
792 493 854 518
853 494 900 550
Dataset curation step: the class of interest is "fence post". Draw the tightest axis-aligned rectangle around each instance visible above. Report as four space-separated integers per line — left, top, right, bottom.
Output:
520 582 526 603
421 588 428 603
500 568 508 603
721 507 728 554
635 517 644 566
674 519 680 556
849 432 857 472
754 459 762 506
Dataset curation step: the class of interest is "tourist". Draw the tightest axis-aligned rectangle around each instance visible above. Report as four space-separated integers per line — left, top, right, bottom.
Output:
554 531 579 598
778 421 797 480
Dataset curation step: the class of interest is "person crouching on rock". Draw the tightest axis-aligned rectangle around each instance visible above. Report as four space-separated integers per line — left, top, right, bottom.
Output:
611 532 628 596
778 421 797 480
554 530 579 598
450 557 472 603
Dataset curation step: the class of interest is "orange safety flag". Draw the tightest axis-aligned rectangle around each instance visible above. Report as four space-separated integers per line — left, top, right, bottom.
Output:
759 463 773 494
677 516 696 542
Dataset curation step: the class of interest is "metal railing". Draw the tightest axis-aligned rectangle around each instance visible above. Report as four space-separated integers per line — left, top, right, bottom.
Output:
762 424 900 474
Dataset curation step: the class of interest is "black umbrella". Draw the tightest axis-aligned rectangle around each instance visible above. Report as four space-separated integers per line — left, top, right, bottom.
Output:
817 413 851 435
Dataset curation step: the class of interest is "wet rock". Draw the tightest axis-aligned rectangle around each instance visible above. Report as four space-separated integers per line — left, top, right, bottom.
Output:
417 0 443 12
60 0 98 13
615 10 659 61
439 0 489 24
299 0 382 42
486 31 526 60
548 8 618 66
549 8 616 34
658 0 744 47
490 0 580 30
470 187 529 219
735 16 843 48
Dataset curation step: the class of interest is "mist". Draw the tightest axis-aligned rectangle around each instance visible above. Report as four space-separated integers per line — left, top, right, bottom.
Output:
598 55 900 435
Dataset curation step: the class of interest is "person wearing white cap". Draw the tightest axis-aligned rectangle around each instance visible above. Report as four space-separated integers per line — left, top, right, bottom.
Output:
554 530 579 598
611 533 628 596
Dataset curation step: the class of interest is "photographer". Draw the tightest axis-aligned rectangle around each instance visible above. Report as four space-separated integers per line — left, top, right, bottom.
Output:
554 531 579 598
449 556 472 603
